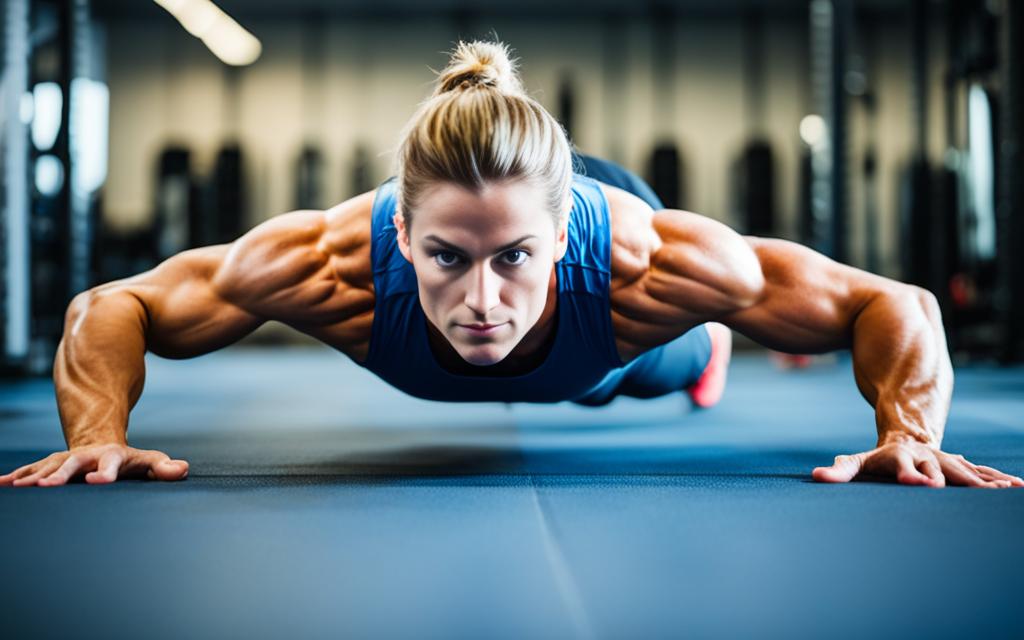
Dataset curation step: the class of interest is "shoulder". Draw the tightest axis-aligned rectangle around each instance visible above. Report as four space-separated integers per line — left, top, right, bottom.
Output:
600 181 764 314
599 182 661 290
215 191 376 317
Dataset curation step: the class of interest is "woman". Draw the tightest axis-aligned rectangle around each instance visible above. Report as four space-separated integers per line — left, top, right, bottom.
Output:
364 42 727 406
3 41 1020 490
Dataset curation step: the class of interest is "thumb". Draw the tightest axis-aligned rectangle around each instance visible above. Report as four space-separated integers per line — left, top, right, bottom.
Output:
813 453 863 483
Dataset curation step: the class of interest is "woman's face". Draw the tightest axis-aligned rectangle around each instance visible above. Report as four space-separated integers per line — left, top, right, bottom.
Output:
394 179 570 366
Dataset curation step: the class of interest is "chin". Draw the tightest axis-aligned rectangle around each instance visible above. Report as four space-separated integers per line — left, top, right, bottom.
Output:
458 344 510 367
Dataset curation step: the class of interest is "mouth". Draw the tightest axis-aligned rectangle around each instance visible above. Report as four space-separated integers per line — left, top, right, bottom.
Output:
458 323 507 337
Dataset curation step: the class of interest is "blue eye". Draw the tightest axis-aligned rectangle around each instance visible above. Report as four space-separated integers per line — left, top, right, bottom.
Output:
430 249 529 268
433 251 463 268
502 250 528 265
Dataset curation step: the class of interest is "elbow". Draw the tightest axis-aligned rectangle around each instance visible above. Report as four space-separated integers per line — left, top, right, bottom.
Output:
915 286 940 310
910 284 950 342
64 288 150 339
64 290 95 336
908 285 943 323
909 285 954 379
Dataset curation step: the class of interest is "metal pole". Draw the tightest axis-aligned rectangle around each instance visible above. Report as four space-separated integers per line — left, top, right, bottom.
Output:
68 0 93 297
2 0 30 364
998 0 1023 361
830 0 851 265
809 0 834 256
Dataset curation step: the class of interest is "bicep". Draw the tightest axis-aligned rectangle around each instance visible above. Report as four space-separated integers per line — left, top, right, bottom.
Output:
720 237 901 353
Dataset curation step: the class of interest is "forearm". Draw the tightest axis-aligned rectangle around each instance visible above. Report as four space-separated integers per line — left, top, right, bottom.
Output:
53 290 149 449
850 286 953 447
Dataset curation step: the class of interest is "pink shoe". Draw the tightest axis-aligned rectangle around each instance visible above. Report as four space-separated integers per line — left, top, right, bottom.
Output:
686 322 732 409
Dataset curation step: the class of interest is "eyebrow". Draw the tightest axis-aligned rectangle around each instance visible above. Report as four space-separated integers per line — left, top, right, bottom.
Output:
423 234 537 255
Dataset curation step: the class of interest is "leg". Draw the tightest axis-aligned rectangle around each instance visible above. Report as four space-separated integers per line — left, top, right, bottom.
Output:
572 324 712 407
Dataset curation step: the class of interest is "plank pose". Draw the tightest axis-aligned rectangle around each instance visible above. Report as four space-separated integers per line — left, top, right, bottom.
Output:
2 41 1020 489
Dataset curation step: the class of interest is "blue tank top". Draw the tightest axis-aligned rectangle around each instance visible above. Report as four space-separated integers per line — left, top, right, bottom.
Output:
355 174 627 403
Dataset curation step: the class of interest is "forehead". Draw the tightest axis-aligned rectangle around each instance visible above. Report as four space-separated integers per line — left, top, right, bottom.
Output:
411 180 552 239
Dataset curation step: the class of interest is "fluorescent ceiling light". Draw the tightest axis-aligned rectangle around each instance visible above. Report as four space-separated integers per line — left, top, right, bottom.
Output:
154 0 261 66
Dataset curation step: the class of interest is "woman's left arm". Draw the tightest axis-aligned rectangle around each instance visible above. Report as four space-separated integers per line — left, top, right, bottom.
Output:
606 183 1021 488
720 236 1022 488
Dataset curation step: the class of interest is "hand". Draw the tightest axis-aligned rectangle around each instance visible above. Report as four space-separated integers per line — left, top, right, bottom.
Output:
812 440 1024 488
0 443 189 487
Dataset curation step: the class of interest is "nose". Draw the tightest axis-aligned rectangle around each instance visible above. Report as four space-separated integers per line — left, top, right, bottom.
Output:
464 262 501 317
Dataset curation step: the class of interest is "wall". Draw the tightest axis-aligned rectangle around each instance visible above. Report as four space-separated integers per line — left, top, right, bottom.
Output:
102 11 947 279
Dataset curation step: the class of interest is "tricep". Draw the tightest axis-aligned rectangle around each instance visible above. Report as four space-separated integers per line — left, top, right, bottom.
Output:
92 245 266 359
721 237 908 353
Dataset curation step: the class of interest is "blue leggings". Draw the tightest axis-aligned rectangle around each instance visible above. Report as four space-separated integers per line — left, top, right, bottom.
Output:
571 153 713 406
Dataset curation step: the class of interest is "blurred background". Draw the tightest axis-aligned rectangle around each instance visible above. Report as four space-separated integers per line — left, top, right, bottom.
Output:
0 0 1021 375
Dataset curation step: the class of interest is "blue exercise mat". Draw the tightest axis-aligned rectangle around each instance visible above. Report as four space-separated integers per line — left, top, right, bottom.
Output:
1 347 1022 639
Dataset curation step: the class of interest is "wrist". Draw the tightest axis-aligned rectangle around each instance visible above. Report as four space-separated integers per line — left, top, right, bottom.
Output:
874 397 943 448
66 431 128 450
877 429 940 449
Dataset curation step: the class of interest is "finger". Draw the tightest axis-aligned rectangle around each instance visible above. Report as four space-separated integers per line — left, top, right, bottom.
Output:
12 460 66 486
916 458 945 487
0 466 32 485
151 459 189 481
85 449 126 484
953 456 1011 488
12 461 62 486
4 457 54 484
6 466 37 484
134 451 188 482
941 458 1003 488
972 465 1024 487
894 450 933 486
984 478 1013 488
37 454 90 487
121 450 167 478
973 470 1013 487
955 459 1012 488
813 454 864 483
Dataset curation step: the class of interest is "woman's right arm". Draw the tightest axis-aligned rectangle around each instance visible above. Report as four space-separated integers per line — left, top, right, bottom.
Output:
55 243 266 450
1 208 337 487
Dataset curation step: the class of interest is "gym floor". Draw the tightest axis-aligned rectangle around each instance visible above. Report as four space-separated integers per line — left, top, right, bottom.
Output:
2 346 1022 639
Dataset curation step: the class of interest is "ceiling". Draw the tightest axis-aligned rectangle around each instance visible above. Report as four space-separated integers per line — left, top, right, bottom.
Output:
92 0 913 20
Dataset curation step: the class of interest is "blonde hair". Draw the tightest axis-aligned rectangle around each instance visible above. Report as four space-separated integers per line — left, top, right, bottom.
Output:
395 40 574 230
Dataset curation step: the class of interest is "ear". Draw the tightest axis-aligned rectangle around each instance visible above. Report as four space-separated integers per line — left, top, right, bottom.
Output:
553 198 571 263
392 210 413 264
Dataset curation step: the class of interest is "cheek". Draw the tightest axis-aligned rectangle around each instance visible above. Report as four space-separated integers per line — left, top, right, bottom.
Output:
411 269 450 310
413 265 442 289
512 271 550 312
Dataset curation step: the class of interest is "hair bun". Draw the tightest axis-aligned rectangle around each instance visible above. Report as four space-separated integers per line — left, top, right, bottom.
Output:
434 40 524 96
